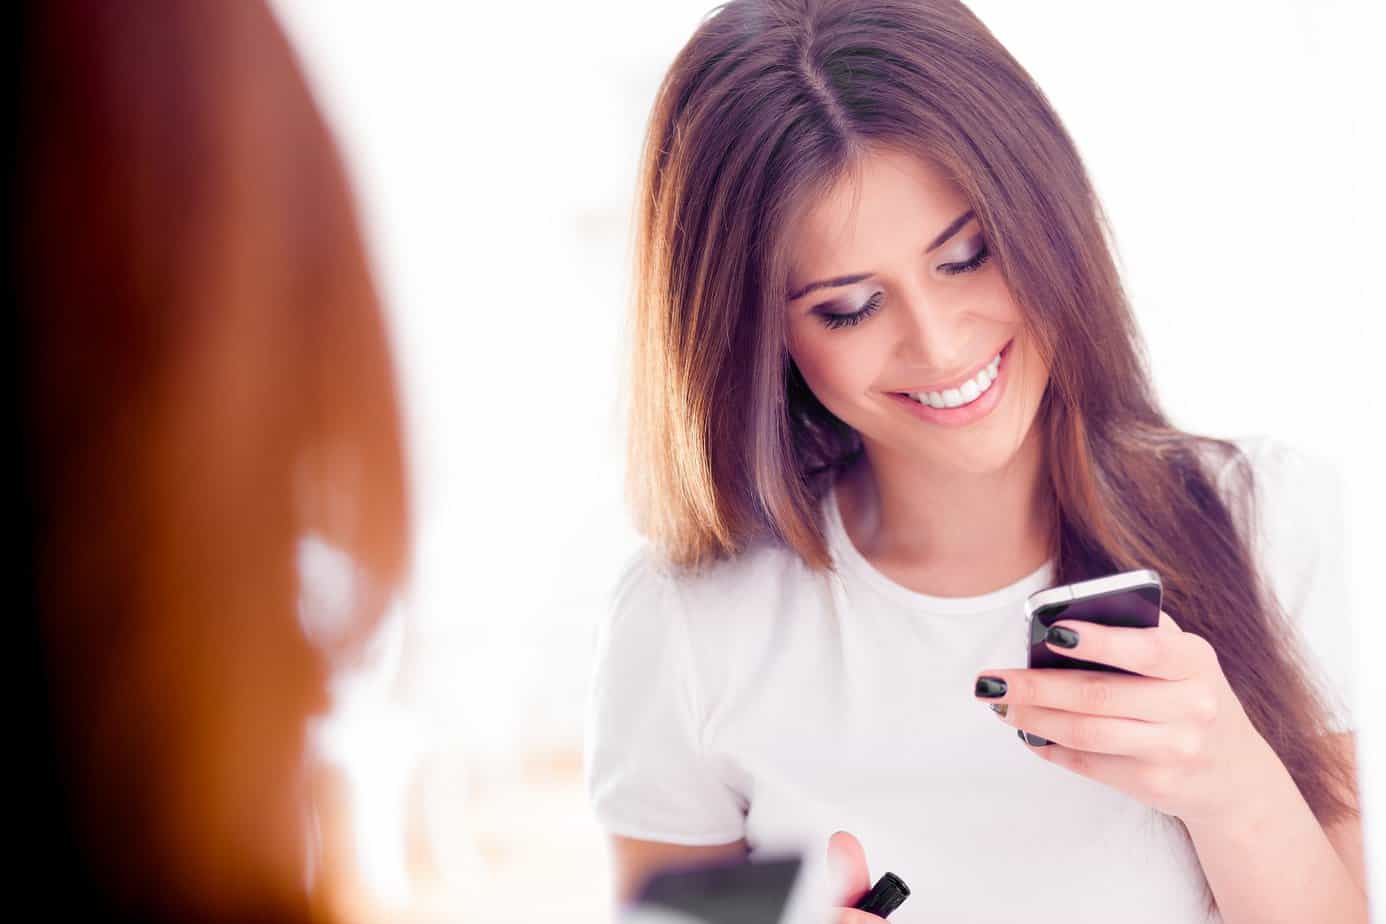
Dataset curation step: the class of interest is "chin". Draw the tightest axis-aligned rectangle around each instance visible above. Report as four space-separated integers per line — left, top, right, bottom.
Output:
948 442 1022 475
927 404 1039 471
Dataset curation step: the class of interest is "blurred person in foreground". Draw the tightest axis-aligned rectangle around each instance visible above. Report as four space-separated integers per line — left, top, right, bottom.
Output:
12 1 410 921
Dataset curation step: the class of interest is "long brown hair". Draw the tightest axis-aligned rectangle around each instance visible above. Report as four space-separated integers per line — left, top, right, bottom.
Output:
15 0 409 920
622 0 1355 914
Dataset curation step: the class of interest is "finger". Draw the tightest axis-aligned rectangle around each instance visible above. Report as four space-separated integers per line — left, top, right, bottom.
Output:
1008 703 1182 760
1158 609 1183 632
978 668 1186 722
1040 616 1197 680
826 830 871 905
836 909 889 924
1017 734 1157 802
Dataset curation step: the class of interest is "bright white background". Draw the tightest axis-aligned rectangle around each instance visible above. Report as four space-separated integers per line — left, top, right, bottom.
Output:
269 1 1384 920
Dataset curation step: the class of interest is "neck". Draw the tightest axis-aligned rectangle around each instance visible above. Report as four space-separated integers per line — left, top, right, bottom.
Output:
837 425 1054 586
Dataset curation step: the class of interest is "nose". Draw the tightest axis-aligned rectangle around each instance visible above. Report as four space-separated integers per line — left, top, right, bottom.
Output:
890 284 975 373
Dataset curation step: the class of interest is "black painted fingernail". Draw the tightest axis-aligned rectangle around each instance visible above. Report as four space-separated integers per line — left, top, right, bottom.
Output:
1045 625 1079 648
975 676 1007 698
1018 729 1051 747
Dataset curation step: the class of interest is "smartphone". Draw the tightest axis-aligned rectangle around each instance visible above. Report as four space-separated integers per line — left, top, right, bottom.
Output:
1025 568 1162 673
624 854 801 924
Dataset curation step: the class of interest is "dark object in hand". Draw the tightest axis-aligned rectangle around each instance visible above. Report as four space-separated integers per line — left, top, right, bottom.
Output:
852 871 910 918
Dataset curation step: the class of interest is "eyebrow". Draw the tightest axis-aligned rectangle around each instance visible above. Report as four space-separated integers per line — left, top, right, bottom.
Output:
786 208 976 302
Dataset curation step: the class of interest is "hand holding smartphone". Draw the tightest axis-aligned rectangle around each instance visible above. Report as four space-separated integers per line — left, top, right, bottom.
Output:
1016 568 1162 746
1025 568 1163 673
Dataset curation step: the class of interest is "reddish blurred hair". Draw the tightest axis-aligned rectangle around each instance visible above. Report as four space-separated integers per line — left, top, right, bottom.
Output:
15 1 409 920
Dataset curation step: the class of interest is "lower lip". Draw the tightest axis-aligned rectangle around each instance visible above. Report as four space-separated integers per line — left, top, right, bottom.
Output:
887 338 1014 428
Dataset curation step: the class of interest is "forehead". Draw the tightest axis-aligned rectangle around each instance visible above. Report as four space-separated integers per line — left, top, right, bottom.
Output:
787 147 967 276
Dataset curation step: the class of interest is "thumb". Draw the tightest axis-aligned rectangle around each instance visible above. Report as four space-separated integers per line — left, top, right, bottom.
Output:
826 829 871 906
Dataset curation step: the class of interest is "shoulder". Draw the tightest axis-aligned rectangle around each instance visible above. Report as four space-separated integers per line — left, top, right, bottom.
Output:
1215 432 1328 477
1206 434 1343 543
1204 435 1349 627
605 537 824 644
594 540 818 716
615 533 813 594
1206 435 1356 732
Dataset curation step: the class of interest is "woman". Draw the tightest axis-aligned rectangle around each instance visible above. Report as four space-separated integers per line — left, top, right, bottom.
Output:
584 1 1365 921
14 0 409 920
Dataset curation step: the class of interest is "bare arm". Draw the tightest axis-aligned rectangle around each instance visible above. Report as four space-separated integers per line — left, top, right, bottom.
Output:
607 834 751 908
1183 732 1367 924
1319 732 1367 894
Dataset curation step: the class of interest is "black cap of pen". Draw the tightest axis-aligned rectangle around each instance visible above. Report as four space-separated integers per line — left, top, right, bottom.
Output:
851 871 910 918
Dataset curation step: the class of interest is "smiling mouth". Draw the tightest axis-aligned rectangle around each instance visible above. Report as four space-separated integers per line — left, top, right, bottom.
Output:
891 337 1014 398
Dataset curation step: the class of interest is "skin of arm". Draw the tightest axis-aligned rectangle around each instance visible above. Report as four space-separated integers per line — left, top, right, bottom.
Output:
986 613 1368 924
1181 731 1368 924
1319 732 1370 892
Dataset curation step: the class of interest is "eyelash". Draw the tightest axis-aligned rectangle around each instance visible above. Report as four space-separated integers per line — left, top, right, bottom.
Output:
817 244 992 331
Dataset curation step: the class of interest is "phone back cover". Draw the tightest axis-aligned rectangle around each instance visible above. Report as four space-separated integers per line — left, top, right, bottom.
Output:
629 854 801 924
1028 583 1161 672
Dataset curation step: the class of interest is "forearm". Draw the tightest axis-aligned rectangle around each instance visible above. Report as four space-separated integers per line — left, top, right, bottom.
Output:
1183 740 1367 924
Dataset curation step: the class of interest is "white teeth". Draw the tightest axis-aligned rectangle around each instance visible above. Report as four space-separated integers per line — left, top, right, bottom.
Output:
908 349 1002 409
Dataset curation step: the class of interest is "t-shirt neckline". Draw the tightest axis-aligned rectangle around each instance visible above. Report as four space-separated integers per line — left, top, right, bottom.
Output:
824 477 1055 615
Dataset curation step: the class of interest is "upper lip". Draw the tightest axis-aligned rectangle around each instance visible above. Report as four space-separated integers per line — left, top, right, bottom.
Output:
891 338 1011 395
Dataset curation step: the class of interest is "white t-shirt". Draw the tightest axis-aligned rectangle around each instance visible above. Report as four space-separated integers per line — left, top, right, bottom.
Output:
583 434 1356 924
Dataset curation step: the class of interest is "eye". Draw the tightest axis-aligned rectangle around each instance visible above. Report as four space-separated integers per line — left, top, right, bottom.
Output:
818 291 883 330
941 242 991 276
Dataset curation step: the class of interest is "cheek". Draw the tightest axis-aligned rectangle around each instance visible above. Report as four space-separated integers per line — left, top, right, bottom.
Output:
792 331 878 401
1020 334 1050 387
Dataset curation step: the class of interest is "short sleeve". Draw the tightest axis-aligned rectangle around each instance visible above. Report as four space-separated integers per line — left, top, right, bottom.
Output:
582 547 747 844
1221 437 1358 735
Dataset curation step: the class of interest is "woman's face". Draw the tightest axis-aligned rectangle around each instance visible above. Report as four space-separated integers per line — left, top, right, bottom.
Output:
784 146 1050 475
